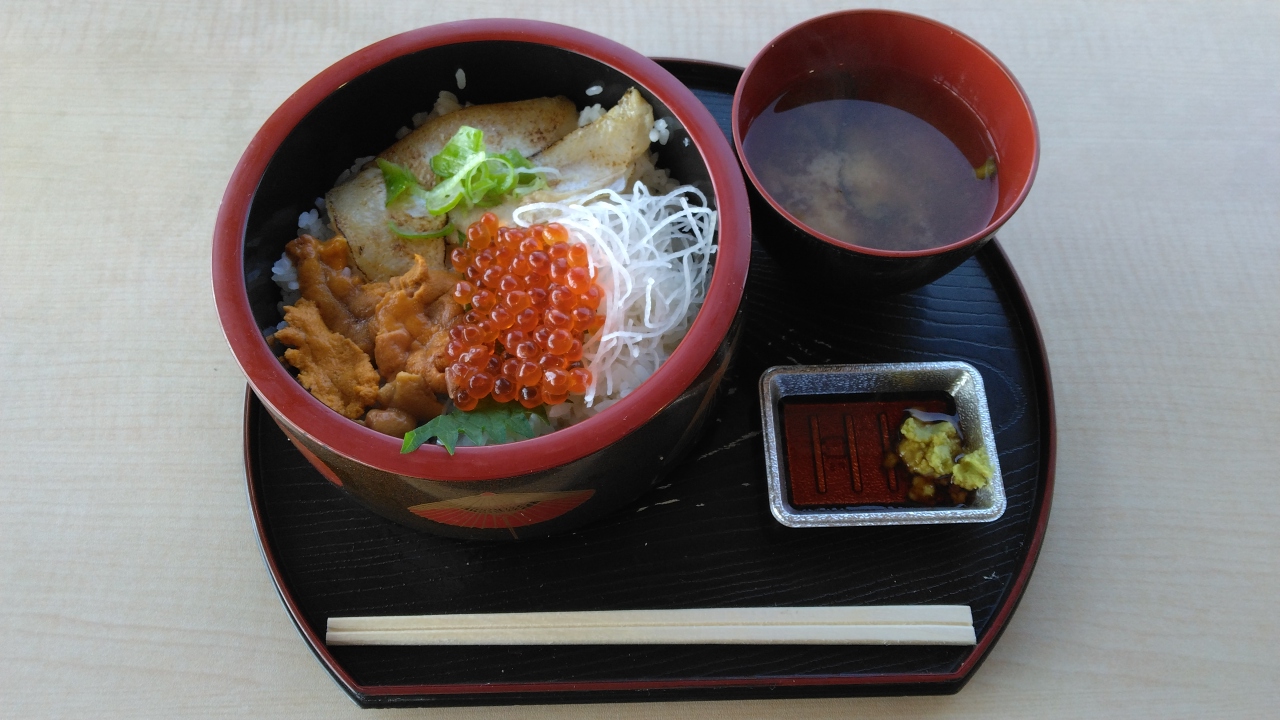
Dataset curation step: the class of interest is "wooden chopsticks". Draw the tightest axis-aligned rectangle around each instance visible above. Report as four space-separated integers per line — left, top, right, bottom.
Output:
326 606 975 646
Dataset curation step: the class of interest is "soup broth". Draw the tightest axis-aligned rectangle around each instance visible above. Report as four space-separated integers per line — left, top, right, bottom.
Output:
743 69 998 252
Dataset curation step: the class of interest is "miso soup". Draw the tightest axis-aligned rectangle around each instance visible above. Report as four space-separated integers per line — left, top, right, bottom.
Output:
742 69 999 252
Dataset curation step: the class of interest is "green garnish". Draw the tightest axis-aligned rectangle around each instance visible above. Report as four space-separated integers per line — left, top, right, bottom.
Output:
387 221 455 240
428 125 486 177
401 403 538 455
974 156 998 180
376 126 546 218
376 158 422 205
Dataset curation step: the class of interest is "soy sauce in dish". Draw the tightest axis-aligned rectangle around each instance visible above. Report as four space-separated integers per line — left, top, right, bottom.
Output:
742 68 999 252
780 392 968 508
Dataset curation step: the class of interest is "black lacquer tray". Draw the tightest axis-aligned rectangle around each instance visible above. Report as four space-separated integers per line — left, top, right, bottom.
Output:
244 60 1055 708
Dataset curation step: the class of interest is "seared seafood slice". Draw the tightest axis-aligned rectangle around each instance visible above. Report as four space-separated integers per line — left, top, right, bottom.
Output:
275 299 380 419
327 97 578 282
381 96 578 186
530 87 654 196
325 167 451 282
447 89 658 228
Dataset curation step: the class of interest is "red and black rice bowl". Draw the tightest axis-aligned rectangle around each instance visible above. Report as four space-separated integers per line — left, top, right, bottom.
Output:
213 19 750 540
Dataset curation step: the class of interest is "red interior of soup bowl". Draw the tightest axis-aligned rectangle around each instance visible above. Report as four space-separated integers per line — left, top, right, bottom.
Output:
732 9 1038 258
213 19 750 481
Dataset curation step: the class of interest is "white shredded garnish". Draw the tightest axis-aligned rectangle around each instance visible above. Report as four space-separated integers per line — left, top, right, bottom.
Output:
456 68 467 89
585 85 603 96
511 183 717 424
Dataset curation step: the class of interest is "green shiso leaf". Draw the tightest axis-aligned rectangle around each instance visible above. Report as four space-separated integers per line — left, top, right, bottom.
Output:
387 222 455 240
400 402 539 455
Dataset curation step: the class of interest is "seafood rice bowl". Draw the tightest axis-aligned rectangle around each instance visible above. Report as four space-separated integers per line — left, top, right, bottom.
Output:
213 19 750 539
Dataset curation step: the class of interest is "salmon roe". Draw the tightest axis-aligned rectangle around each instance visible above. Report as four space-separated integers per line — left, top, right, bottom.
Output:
446 213 602 411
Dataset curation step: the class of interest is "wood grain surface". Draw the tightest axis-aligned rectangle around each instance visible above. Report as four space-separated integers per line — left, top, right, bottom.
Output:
2 0 1277 717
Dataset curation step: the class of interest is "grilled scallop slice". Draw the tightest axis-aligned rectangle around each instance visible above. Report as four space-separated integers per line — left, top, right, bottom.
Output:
531 87 655 196
326 97 578 281
448 88 659 228
381 96 578 188
325 168 451 283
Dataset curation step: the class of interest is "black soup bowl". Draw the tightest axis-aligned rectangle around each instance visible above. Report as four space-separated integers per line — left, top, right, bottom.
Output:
733 10 1038 296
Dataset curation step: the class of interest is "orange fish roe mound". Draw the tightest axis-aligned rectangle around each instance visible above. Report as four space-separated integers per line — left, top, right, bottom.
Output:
445 213 601 411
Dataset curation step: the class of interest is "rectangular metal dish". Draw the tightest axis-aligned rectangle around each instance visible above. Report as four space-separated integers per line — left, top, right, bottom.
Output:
759 362 1007 527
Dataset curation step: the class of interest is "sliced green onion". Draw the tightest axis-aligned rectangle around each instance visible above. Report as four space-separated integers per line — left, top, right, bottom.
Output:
512 170 546 197
485 157 518 196
499 148 534 170
416 126 548 216
974 156 997 180
502 150 546 196
429 126 485 177
421 152 488 215
377 158 422 206
387 222 455 240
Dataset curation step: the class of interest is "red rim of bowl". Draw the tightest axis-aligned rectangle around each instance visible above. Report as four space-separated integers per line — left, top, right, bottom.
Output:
731 9 1039 258
212 19 751 481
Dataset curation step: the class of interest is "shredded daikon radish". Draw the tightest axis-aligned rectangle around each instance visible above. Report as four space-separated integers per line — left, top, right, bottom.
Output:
511 183 717 425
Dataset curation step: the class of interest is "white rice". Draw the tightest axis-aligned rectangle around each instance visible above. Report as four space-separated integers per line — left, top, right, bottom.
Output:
585 85 603 96
435 91 464 116
334 156 375 186
629 151 678 194
455 68 467 89
271 253 300 314
648 117 672 145
295 196 335 240
271 197 333 314
578 103 605 127
410 91 465 130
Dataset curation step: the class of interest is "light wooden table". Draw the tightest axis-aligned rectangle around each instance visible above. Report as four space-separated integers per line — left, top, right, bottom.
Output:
3 1 1277 716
